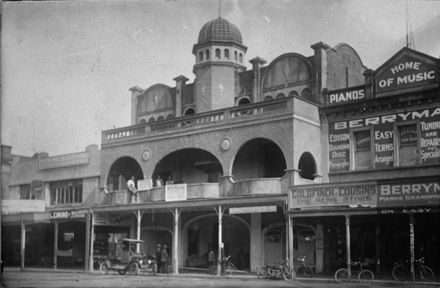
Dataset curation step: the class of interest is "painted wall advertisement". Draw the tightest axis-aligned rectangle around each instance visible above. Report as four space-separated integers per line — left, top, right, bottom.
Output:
420 115 440 164
378 180 440 207
375 50 438 95
328 123 350 171
290 183 377 208
326 86 365 106
374 123 394 168
329 107 440 171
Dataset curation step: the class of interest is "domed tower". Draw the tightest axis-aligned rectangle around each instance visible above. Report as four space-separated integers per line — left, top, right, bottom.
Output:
193 17 247 113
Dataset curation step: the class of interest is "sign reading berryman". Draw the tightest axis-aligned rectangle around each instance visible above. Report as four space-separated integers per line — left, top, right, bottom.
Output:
290 183 377 209
378 181 440 207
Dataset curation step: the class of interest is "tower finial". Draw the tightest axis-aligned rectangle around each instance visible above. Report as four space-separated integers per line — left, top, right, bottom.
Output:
218 0 222 18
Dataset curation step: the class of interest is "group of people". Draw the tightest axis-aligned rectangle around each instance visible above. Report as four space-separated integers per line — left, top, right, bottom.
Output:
155 244 170 273
127 175 176 203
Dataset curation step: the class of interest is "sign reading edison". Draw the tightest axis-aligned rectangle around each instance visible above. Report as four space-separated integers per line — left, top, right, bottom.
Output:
290 183 377 208
375 51 438 95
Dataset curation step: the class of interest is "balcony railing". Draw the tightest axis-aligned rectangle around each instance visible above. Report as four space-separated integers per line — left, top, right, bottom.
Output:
97 178 282 206
102 98 291 144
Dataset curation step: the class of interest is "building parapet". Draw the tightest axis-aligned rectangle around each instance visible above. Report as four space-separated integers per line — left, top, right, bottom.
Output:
38 151 90 170
102 97 293 144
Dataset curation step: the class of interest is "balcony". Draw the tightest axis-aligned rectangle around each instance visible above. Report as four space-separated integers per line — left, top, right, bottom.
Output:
97 178 283 205
102 98 291 145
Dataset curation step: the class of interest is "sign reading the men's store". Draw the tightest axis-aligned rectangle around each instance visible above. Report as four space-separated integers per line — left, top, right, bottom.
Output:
290 183 377 208
378 181 440 207
327 86 365 106
375 48 439 95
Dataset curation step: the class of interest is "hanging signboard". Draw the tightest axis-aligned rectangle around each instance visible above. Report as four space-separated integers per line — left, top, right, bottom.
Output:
289 183 377 209
229 205 277 214
420 116 440 165
375 48 439 96
378 180 440 207
165 184 187 201
137 179 153 190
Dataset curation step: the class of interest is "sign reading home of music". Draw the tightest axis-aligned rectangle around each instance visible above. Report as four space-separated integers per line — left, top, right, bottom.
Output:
375 50 438 95
165 184 187 201
290 183 377 208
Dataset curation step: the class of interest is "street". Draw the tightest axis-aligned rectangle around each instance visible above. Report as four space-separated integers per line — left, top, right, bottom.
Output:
1 269 439 288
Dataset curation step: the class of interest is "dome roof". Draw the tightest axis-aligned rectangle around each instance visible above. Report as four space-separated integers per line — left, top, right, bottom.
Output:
197 17 242 45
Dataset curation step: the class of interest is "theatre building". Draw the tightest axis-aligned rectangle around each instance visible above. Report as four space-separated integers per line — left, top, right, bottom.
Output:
92 17 365 274
288 47 440 278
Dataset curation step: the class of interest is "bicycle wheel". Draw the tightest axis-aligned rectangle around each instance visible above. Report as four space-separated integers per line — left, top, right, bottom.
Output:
225 262 235 275
392 264 409 281
358 269 374 283
335 268 350 283
420 266 436 282
283 268 296 281
303 266 313 277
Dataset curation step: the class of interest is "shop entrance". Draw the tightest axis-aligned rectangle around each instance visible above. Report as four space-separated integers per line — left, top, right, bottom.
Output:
183 215 250 271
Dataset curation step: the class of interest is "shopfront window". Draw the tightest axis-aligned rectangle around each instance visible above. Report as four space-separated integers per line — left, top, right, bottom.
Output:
50 180 83 205
19 184 31 199
398 124 418 166
353 130 371 170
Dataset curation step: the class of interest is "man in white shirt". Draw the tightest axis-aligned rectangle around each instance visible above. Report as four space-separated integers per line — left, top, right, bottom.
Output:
127 176 138 203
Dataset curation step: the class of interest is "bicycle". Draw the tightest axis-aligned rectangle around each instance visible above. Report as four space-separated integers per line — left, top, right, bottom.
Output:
335 259 374 283
295 256 313 277
392 257 435 282
209 255 236 275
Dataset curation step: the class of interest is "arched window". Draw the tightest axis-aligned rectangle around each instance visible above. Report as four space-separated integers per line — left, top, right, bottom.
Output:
139 119 147 124
199 51 203 62
184 108 195 116
206 50 210 60
263 95 273 101
224 49 230 59
237 98 250 106
276 93 285 99
301 88 312 100
234 51 238 61
239 53 243 63
298 152 317 180
157 116 165 121
288 91 299 97
215 48 221 60
148 117 155 123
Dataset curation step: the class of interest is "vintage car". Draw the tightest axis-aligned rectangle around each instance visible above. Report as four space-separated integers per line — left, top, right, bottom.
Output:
98 238 157 275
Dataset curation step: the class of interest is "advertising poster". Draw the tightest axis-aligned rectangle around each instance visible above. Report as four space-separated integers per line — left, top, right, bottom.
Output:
378 180 440 207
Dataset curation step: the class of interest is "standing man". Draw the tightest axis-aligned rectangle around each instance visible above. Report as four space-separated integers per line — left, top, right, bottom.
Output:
160 244 169 274
127 176 138 203
155 244 162 273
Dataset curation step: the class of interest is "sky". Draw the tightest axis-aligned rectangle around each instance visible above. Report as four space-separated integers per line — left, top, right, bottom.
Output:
2 0 440 156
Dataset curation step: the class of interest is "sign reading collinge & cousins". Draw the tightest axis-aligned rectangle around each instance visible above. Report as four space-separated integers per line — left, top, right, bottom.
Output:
289 183 377 209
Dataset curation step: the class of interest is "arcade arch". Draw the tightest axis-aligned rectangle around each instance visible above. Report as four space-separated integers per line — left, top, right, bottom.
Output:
106 157 144 191
232 138 286 180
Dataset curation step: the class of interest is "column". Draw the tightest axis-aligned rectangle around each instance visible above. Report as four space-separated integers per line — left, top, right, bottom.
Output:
173 208 180 275
20 218 26 271
89 213 95 272
345 215 351 277
288 216 294 269
409 214 415 282
217 205 224 276
136 210 142 253
250 213 262 272
84 213 90 272
53 221 58 269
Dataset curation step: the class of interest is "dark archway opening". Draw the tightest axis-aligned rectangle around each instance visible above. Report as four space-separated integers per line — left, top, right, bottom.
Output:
107 157 143 191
